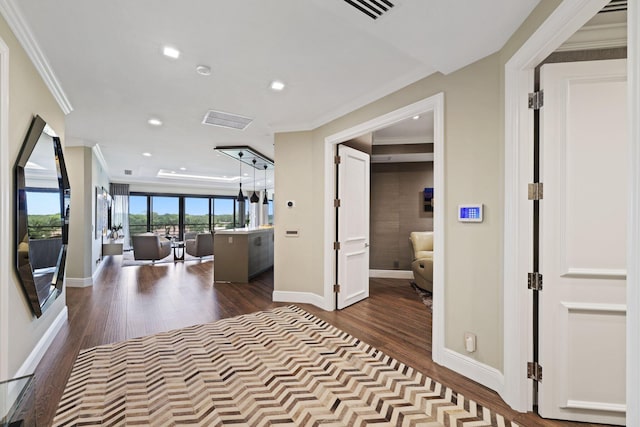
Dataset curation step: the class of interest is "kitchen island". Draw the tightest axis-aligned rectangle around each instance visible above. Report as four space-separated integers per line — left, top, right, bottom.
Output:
213 227 274 283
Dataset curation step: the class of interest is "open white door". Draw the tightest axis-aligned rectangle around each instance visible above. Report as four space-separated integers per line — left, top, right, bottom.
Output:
539 59 627 425
336 144 370 309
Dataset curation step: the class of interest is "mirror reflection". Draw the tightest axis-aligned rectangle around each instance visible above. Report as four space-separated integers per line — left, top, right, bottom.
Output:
15 115 70 318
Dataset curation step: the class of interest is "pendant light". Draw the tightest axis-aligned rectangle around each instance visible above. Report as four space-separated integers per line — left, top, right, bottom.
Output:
250 159 260 203
263 164 269 205
236 152 244 201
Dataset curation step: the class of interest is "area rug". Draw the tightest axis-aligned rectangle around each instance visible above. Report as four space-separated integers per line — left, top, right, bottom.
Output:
121 251 212 266
53 306 516 426
411 282 433 312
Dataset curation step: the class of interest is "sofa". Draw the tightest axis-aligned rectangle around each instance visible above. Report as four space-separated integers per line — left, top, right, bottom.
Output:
131 233 172 261
409 231 433 292
185 232 214 258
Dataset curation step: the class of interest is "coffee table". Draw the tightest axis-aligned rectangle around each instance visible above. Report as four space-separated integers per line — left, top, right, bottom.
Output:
171 241 185 261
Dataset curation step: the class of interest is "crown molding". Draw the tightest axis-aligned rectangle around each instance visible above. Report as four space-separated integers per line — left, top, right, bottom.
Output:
557 22 627 52
0 0 73 114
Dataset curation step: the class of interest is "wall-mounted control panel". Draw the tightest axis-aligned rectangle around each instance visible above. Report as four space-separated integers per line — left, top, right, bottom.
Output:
458 204 483 223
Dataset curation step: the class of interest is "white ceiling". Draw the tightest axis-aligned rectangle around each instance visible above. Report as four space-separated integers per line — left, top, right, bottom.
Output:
5 0 539 192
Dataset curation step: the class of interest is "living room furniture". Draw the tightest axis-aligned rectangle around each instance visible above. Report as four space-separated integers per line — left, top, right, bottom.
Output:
102 238 123 256
131 234 172 262
214 228 273 283
185 232 214 258
172 241 185 261
409 231 433 292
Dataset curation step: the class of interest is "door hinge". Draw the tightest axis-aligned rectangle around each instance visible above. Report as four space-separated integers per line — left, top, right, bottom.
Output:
334 155 341 165
527 362 543 382
334 284 341 293
528 272 543 291
334 198 341 208
334 241 341 250
528 182 544 200
528 90 544 110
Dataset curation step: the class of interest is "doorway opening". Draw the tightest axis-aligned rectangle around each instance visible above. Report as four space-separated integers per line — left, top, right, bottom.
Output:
323 92 446 362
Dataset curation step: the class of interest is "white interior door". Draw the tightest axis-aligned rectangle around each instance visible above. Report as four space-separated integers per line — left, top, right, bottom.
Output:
539 59 627 425
337 144 370 309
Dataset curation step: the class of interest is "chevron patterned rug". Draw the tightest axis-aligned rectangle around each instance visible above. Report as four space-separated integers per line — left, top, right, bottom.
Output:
53 306 517 426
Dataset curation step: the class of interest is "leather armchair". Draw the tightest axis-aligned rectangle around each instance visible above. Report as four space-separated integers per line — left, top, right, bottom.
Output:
185 232 213 258
131 233 172 261
409 231 433 292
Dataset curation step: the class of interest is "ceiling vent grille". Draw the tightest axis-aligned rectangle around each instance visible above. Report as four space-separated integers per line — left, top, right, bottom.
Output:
600 0 627 13
124 169 132 175
202 110 253 130
343 0 394 20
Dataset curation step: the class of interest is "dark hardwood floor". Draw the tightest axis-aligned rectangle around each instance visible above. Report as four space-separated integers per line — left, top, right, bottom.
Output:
32 255 612 426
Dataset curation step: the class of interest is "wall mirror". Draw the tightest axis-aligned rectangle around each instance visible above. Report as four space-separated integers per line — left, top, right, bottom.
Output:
15 115 70 318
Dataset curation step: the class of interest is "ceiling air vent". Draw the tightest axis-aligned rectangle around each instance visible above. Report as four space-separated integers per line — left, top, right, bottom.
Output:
202 110 253 130
343 0 394 20
124 169 132 175
600 0 626 13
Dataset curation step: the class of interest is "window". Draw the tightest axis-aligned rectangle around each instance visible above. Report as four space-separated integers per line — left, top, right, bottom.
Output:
26 189 62 238
129 195 148 236
151 196 179 237
185 197 210 234
213 198 235 230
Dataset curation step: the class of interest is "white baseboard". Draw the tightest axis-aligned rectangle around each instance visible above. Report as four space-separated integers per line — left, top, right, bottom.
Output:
438 347 504 396
66 258 106 288
273 291 333 311
65 276 93 288
369 269 413 279
15 306 68 377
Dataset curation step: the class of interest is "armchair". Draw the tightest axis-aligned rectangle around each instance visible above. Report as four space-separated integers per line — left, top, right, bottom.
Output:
185 232 213 258
131 233 172 262
409 231 433 292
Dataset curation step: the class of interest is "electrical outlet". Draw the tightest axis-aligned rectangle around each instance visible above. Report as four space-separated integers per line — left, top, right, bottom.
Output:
464 332 476 353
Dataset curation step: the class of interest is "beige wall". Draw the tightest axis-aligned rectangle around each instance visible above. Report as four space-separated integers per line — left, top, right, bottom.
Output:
370 162 433 270
65 146 109 280
274 0 564 372
1 14 66 376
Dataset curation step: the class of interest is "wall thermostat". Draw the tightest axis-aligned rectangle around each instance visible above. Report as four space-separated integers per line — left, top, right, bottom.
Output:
458 204 483 222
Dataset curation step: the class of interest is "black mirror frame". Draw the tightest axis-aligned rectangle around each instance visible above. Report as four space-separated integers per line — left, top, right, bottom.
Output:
14 115 70 318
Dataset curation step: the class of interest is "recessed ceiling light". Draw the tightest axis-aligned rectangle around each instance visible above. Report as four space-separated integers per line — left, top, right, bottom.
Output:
142 152 152 157
148 118 163 126
179 167 187 171
413 115 420 120
163 46 180 59
270 80 285 91
196 65 211 76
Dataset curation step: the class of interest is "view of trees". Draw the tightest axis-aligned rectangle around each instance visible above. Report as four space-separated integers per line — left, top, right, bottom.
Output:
28 214 62 239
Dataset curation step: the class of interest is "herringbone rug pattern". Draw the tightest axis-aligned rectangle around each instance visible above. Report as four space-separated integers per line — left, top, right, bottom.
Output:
53 306 517 426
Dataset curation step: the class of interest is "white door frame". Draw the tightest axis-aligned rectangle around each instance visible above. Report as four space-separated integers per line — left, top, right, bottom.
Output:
323 92 445 360
0 35 10 380
503 1 639 423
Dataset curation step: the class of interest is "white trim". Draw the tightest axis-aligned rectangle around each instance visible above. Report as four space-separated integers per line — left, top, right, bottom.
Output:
562 268 626 279
371 153 434 163
14 306 67 377
272 291 333 311
65 250 108 288
561 302 626 313
502 0 614 413
438 348 505 394
369 269 413 279
565 400 626 413
0 0 73 114
65 277 93 288
92 144 110 177
557 23 627 52
322 92 448 371
0 35 9 381
627 1 640 426
372 136 435 145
